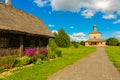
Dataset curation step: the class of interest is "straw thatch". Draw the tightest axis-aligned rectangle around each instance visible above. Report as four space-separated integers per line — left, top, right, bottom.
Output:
0 3 54 37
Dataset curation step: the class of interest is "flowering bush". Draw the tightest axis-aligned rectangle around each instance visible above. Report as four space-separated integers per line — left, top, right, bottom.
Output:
40 48 48 56
15 56 32 66
39 48 48 60
3 64 7 69
22 48 36 57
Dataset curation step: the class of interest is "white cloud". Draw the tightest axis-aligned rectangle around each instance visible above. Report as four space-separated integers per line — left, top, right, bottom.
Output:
48 24 55 27
113 19 120 24
70 32 87 42
34 0 49 7
81 10 95 18
103 14 116 19
34 0 120 19
51 30 58 34
50 0 81 12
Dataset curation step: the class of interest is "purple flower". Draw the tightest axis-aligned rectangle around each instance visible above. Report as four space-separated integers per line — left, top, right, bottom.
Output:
40 48 48 56
21 48 36 57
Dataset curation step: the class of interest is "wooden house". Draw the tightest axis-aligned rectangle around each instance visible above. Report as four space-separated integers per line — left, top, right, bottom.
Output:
0 1 54 57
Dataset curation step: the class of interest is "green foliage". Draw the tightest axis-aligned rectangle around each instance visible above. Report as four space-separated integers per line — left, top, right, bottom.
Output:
117 42 120 46
47 38 57 58
55 50 62 57
47 38 60 59
0 56 17 69
5 47 95 80
106 37 119 46
71 41 79 48
0 66 4 73
105 47 120 71
15 56 32 66
55 28 70 48
39 52 45 60
48 38 57 51
80 41 85 46
35 58 42 65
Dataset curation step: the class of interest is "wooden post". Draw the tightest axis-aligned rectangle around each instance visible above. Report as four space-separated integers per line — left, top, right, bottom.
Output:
20 36 23 56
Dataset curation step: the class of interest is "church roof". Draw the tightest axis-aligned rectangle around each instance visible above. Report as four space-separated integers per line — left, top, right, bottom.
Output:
90 31 101 34
0 3 54 37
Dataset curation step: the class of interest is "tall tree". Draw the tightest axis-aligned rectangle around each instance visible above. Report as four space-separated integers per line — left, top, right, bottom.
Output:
106 37 119 46
56 28 70 48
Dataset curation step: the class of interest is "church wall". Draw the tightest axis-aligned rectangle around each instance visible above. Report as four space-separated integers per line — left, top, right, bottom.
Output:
85 42 89 46
90 34 101 39
85 41 106 46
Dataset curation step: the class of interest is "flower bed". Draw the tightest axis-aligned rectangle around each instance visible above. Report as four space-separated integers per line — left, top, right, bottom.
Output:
0 47 62 73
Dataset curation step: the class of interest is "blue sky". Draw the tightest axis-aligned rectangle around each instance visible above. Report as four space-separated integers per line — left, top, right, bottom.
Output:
1 0 120 41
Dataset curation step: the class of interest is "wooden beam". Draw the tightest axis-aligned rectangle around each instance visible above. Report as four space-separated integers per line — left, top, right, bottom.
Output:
20 36 23 56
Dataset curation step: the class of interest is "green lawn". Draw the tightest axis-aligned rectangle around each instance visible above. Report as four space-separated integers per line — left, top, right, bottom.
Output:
105 46 120 71
2 47 95 80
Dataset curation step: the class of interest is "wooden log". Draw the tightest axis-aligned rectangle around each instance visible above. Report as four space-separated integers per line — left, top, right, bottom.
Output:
20 36 23 56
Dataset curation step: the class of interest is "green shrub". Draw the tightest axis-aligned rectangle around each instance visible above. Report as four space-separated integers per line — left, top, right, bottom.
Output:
0 56 17 69
47 49 57 59
71 41 79 48
0 66 4 73
55 50 62 57
35 58 42 65
47 38 58 59
73 43 79 48
15 56 32 66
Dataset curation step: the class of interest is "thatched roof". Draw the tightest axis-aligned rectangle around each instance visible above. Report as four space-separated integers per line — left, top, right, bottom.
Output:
0 3 54 37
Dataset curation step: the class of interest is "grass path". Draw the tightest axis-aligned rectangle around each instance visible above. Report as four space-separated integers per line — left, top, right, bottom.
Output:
2 47 95 80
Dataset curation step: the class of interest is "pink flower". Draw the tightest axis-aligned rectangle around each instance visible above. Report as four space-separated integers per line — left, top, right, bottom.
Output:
40 48 48 56
21 48 36 57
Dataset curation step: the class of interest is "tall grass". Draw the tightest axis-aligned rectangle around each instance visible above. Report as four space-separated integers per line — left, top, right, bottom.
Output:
2 47 95 80
105 46 120 71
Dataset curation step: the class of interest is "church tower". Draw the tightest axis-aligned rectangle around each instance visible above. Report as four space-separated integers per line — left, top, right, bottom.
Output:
93 25 97 32
5 0 11 5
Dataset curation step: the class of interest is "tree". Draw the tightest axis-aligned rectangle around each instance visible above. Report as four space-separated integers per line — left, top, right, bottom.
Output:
117 42 120 46
80 41 85 46
106 37 119 46
55 28 70 48
71 41 79 48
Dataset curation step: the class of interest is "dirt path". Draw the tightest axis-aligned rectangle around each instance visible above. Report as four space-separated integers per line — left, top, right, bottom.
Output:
48 47 120 80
